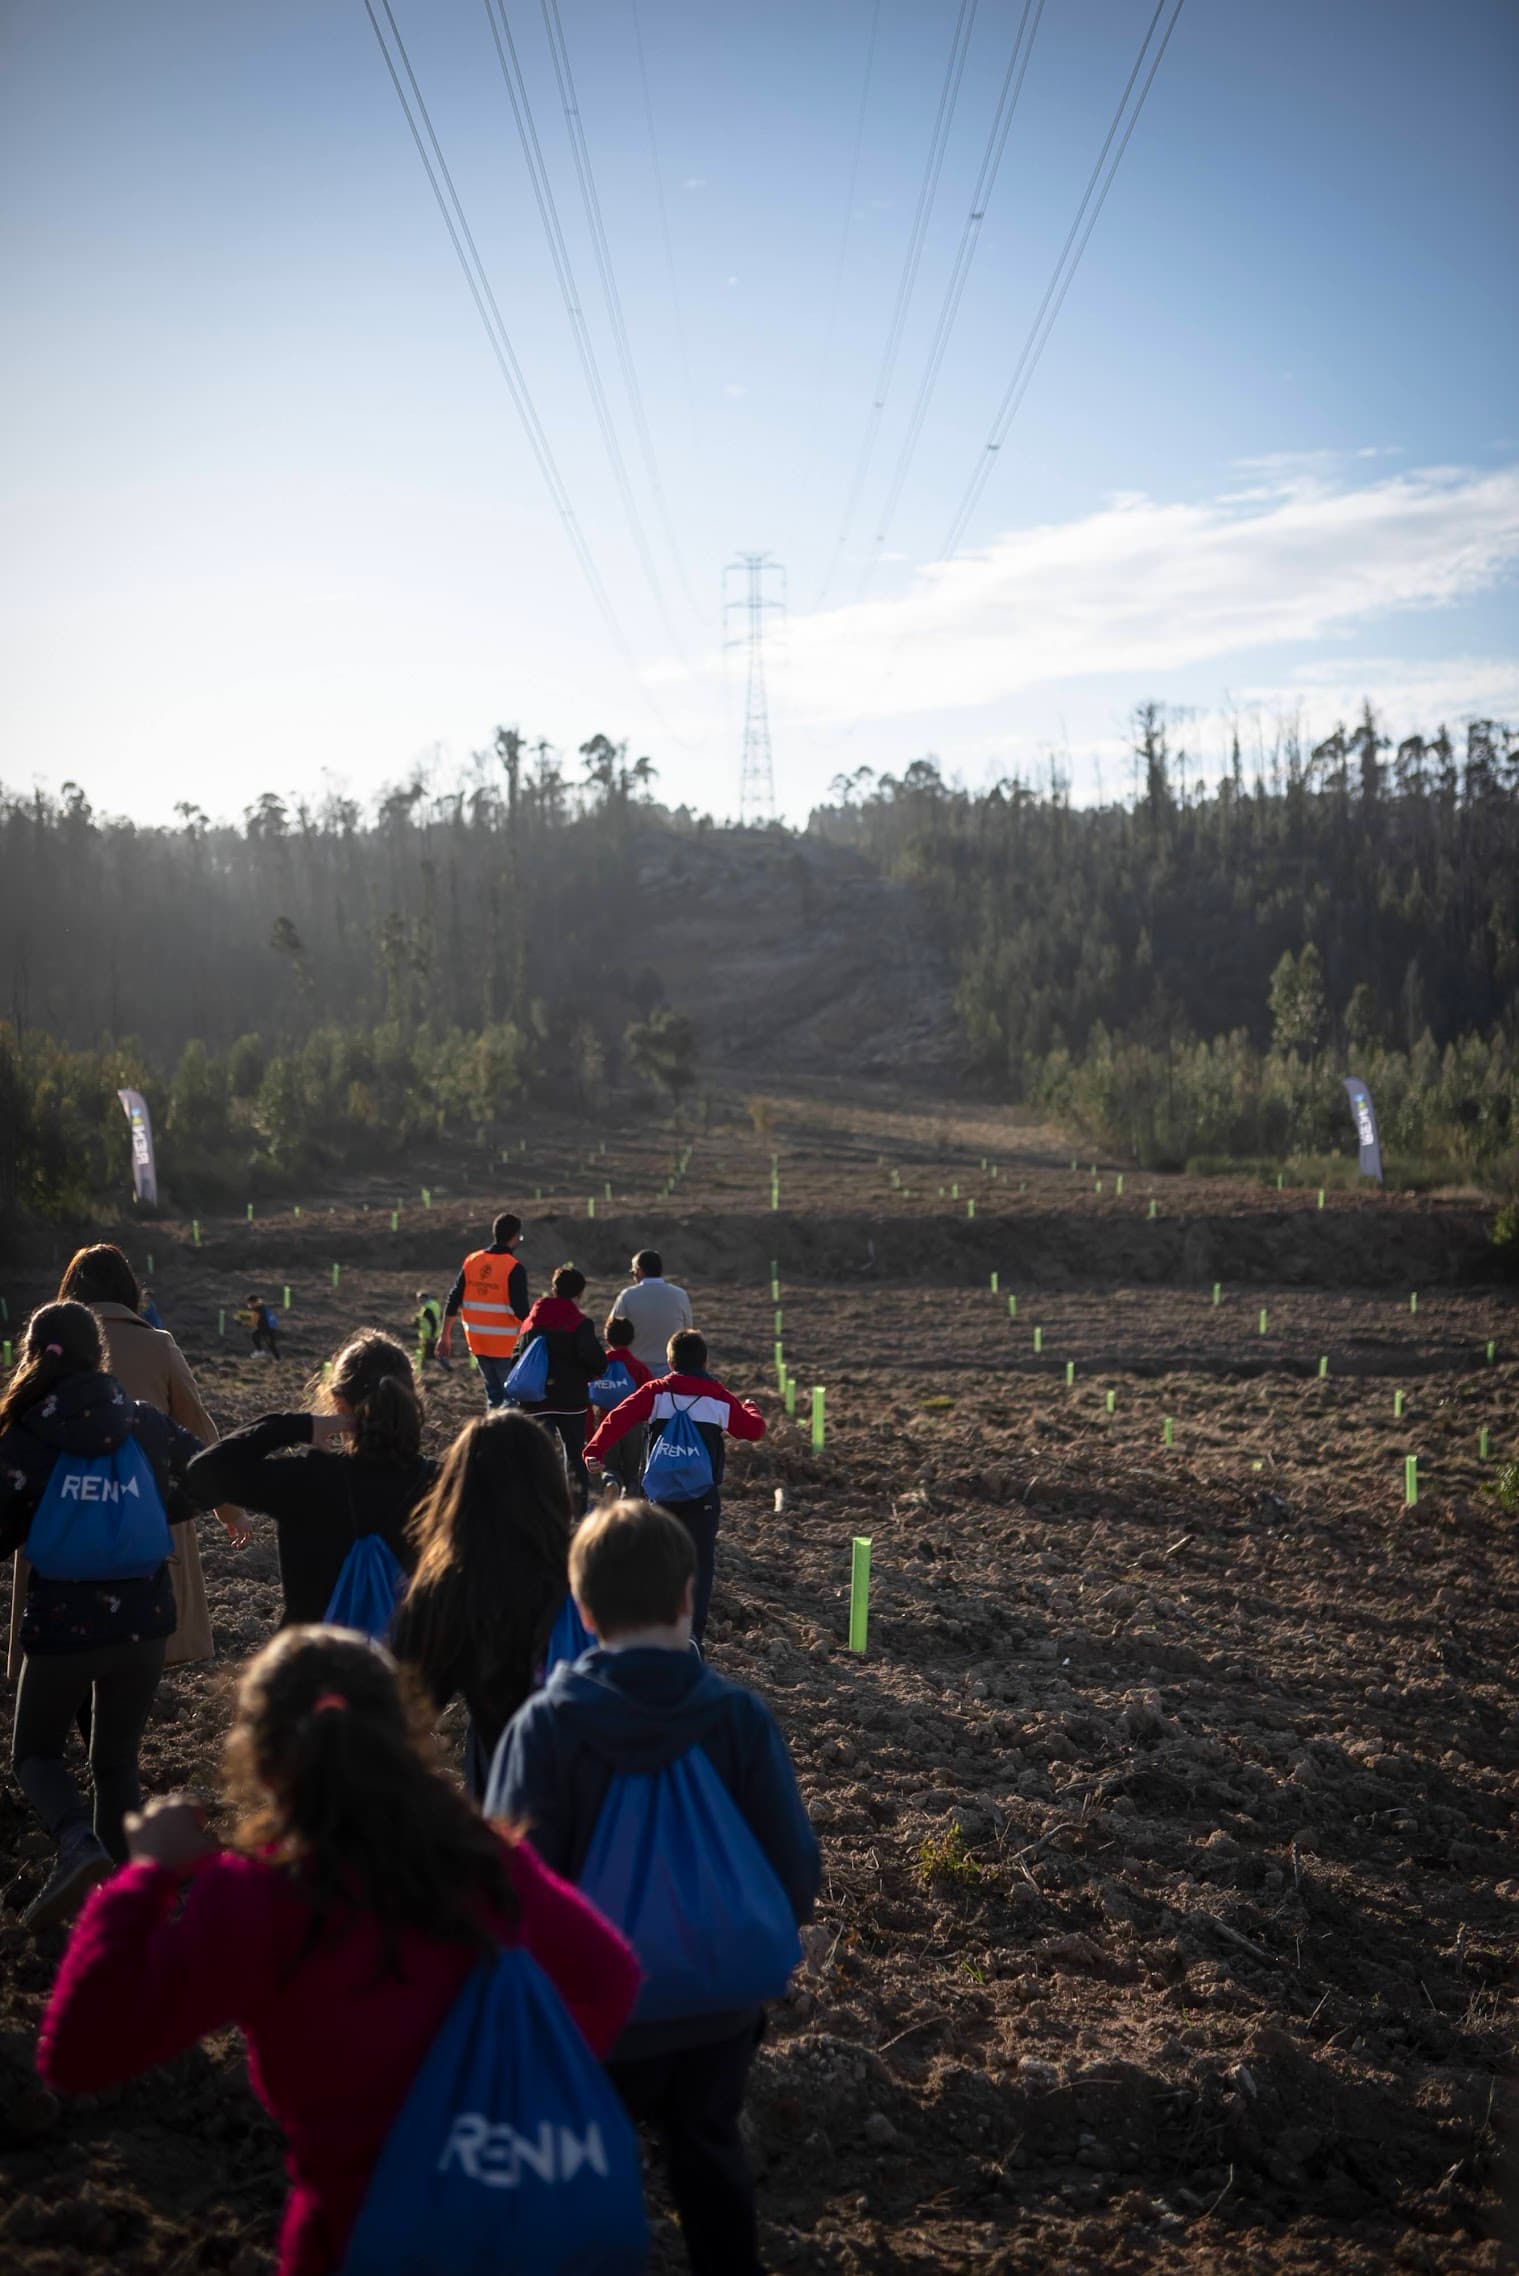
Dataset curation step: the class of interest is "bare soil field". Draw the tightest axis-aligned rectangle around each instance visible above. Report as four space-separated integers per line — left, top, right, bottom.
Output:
2 1090 1515 2273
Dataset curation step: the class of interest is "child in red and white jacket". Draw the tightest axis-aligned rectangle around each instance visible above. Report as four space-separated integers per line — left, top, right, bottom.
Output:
37 1627 639 2276
585 1328 764 1642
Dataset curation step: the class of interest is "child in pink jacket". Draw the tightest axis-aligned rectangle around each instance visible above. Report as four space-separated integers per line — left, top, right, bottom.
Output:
38 1626 640 2276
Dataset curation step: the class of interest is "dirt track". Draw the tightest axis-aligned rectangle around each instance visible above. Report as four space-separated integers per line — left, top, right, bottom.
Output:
2 1092 1516 2273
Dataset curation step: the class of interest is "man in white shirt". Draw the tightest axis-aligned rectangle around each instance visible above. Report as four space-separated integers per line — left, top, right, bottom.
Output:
612 1249 693 1370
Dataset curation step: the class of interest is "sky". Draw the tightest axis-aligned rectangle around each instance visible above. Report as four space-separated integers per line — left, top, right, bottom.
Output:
2 0 1516 825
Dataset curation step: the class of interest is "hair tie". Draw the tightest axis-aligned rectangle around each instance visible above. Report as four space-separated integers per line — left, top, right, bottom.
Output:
44 1343 64 1357
311 1691 348 1715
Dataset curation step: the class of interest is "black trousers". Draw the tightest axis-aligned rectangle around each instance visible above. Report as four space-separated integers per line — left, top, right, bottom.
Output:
12 1638 167 1861
661 1491 721 1641
541 1411 590 1514
252 1325 281 1359
609 2021 763 2276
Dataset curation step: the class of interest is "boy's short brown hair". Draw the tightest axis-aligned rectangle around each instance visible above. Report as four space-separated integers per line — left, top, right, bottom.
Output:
668 1329 707 1373
571 1499 696 1634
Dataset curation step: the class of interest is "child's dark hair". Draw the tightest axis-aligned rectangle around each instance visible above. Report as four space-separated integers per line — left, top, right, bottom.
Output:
604 1314 636 1348
405 1412 571 1704
58 1243 140 1313
571 1498 696 1635
668 1329 707 1374
226 1627 519 1950
0 1302 104 1433
492 1212 523 1247
551 1264 586 1300
311 1331 422 1465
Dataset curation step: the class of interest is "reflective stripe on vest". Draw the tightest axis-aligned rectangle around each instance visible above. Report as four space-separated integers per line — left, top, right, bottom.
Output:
459 1250 523 1357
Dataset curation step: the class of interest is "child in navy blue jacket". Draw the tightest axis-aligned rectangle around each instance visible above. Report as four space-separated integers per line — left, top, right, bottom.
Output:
487 1497 820 2276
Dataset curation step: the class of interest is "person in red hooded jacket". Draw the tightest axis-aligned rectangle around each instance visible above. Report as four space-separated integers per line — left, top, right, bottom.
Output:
512 1266 605 1514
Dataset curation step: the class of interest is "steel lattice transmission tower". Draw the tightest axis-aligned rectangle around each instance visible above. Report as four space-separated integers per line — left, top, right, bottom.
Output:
723 552 785 825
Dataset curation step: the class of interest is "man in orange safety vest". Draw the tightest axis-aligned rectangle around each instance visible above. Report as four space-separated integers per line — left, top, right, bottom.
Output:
441 1211 529 1409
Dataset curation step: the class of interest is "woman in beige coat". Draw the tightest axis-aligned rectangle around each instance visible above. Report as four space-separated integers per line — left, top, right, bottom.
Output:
5 1246 246 1681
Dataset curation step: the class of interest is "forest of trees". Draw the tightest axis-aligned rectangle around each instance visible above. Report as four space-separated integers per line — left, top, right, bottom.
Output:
0 731 699 1221
817 704 1519 1179
2 704 1516 1223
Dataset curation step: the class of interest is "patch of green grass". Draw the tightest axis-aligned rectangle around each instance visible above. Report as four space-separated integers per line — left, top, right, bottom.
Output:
916 1823 990 1891
919 1394 956 1412
1485 1458 1519 1515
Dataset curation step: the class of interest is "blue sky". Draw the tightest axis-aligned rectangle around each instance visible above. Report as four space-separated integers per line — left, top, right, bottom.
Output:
3 0 1516 823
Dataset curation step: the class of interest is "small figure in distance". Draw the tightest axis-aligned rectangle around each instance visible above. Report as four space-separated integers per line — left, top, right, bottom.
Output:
413 1290 450 1371
35 1627 641 2276
488 1498 820 2276
609 1249 692 1373
511 1267 606 1514
585 1328 763 1645
243 1294 281 1363
138 1285 163 1331
441 1212 529 1410
591 1315 652 1495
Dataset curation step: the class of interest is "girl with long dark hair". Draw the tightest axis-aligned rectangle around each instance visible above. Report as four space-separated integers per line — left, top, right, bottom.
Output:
185 1332 435 1625
0 1301 206 1930
391 1409 571 1795
37 1627 640 2276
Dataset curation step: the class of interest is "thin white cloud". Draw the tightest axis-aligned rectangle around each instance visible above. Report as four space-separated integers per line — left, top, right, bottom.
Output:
1246 654 1519 729
723 382 746 400
779 463 1519 725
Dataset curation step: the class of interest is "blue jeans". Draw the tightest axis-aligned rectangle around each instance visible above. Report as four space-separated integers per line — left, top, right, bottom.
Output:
475 1354 515 1410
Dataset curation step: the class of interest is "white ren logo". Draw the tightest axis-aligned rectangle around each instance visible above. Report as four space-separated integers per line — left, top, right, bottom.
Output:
438 2115 610 2188
60 1472 140 1504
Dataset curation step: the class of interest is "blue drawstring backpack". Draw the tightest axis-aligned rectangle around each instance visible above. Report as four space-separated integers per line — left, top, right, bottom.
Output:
543 1594 594 1680
27 1437 173 1581
578 1749 801 2025
340 1949 647 2276
503 1335 551 1405
325 1534 407 1641
641 1401 713 1505
587 1358 635 1412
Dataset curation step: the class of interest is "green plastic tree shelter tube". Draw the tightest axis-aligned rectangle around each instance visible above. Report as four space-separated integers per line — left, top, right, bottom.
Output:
849 1536 872 1653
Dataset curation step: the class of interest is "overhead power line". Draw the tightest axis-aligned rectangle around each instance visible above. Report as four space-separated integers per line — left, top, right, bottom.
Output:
859 0 1045 590
815 0 882 391
538 0 702 621
480 0 690 661
940 0 1186 559
813 0 981 607
628 0 697 424
361 0 640 677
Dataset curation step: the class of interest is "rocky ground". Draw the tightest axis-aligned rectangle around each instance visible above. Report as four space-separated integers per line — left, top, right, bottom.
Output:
2 1090 1515 2272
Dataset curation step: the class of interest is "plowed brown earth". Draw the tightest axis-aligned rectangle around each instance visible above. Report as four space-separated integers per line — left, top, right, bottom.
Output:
3 1092 1515 2274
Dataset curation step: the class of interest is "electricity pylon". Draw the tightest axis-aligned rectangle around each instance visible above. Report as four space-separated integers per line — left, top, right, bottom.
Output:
723 553 785 825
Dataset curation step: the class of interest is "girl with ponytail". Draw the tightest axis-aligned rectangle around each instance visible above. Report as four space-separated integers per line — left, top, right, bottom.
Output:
185 1332 437 1626
38 1627 640 2276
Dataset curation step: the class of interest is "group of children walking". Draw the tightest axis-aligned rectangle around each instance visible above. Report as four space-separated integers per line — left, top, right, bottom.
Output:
2 1218 815 2275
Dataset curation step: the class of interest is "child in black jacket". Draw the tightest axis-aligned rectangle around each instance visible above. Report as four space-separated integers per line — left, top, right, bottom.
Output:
512 1265 605 1514
488 1497 820 2276
0 1302 205 1929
